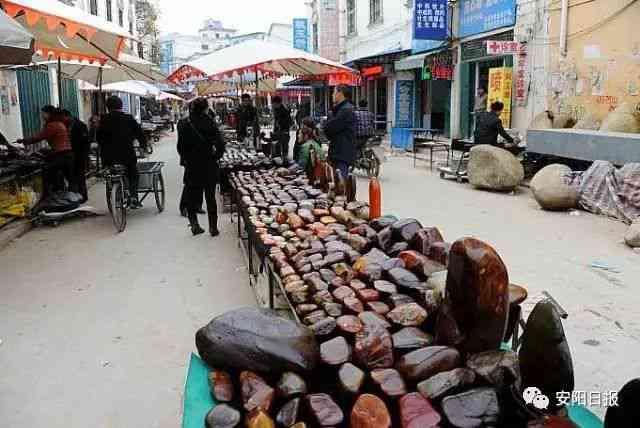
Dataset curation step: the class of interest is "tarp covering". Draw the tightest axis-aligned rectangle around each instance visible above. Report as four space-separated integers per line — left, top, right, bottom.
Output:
1 0 131 63
0 7 33 64
93 80 161 97
157 91 184 101
577 160 640 224
168 39 357 83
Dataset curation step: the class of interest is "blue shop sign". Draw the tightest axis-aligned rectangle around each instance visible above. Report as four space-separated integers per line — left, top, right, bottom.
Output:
459 0 516 38
395 80 415 129
414 0 448 41
293 18 309 52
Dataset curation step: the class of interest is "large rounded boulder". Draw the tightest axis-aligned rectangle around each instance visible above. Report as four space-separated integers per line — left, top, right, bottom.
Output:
196 307 320 374
467 145 524 192
530 164 578 211
625 220 640 248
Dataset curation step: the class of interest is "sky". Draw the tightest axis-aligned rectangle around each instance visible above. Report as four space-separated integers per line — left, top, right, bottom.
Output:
157 0 308 36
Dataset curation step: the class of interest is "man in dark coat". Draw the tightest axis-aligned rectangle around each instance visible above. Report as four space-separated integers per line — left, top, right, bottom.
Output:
323 85 356 179
97 96 147 208
62 109 90 203
236 93 258 147
271 95 293 164
474 101 514 147
177 97 226 236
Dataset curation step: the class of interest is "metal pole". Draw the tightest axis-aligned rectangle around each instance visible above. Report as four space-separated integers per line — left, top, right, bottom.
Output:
57 57 63 107
98 66 104 115
254 66 260 149
560 0 569 56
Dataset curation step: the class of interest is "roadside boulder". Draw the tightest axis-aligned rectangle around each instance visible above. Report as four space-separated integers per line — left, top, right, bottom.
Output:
624 220 640 248
530 164 579 211
196 308 319 374
468 145 524 192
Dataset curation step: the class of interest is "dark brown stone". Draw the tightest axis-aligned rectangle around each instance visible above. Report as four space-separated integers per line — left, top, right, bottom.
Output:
276 372 308 398
350 279 368 290
399 392 441 428
374 280 398 295
359 311 392 329
441 388 499 427
411 227 444 256
357 288 381 302
466 350 521 389
240 371 275 412
391 219 423 243
246 409 276 428
208 369 234 402
344 296 364 314
336 314 363 334
434 301 464 347
388 267 428 292
398 250 430 274
446 238 510 355
310 317 337 336
303 310 328 326
323 302 343 317
417 367 476 401
333 285 356 302
350 394 392 428
354 320 394 369
205 404 241 428
371 368 408 398
306 393 345 426
276 398 301 428
320 336 352 365
428 241 450 266
396 346 461 382
387 303 428 327
296 304 319 316
195 308 319 375
367 301 391 316
519 300 575 410
338 362 366 394
388 294 415 308
392 327 434 352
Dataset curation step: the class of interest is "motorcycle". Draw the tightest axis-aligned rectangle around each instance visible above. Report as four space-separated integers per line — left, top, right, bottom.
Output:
351 135 383 178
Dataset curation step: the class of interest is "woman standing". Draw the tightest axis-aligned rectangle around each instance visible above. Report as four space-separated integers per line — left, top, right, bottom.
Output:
177 97 225 236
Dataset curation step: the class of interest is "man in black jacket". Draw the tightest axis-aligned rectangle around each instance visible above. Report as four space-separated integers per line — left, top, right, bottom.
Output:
323 85 356 179
271 95 292 164
474 101 514 147
236 93 258 147
97 96 147 208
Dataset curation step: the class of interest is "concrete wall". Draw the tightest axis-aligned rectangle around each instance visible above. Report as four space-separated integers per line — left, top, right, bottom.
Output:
544 0 640 123
0 70 24 141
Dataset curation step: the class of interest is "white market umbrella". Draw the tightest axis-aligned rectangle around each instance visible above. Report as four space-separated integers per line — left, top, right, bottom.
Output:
0 7 33 65
98 80 161 98
157 91 184 101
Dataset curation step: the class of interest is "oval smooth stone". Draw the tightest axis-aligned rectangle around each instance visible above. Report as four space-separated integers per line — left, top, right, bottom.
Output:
323 302 343 318
359 311 391 330
399 392 441 428
441 388 500 427
392 327 434 352
320 216 337 225
387 303 428 327
333 286 356 302
240 371 275 412
355 321 394 370
371 368 408 398
396 346 461 383
417 367 476 401
350 279 368 291
411 227 444 255
357 288 381 302
276 372 308 398
246 409 276 428
339 362 366 394
276 398 301 428
320 336 352 365
205 404 241 428
351 394 392 428
304 309 328 326
296 304 319 316
336 315 363 334
306 393 345 426
367 301 391 316
208 369 234 402
398 250 430 274
310 317 337 336
374 280 398 295
344 296 364 314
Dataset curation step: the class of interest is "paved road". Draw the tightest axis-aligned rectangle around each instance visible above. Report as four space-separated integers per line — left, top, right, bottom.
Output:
357 154 640 416
0 134 255 428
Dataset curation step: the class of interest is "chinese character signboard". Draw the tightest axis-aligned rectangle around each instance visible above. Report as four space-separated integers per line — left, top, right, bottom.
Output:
488 67 513 128
486 40 521 55
293 18 309 51
423 50 454 80
515 43 528 106
395 80 415 128
414 0 448 41
459 0 516 38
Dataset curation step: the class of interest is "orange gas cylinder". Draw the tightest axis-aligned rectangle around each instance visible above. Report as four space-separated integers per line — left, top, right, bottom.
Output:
369 177 381 219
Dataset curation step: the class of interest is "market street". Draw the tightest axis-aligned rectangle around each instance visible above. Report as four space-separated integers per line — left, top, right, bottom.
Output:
1 137 639 425
0 136 255 428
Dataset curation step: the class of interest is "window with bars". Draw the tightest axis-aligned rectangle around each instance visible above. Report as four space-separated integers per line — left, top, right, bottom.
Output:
369 0 382 25
106 0 113 21
89 0 98 15
346 0 356 35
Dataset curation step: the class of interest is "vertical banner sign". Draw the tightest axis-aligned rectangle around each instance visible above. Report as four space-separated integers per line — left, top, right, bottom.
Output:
414 0 448 41
488 67 513 128
515 43 529 107
395 80 415 128
459 0 516 38
293 18 309 51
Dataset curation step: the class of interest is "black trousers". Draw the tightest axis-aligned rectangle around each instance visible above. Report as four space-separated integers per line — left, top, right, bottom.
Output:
46 151 74 194
73 148 89 201
278 133 290 163
179 169 203 213
185 173 218 231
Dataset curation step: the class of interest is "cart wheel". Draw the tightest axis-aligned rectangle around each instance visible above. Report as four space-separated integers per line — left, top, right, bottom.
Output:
440 171 445 179
109 180 127 233
153 172 166 213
